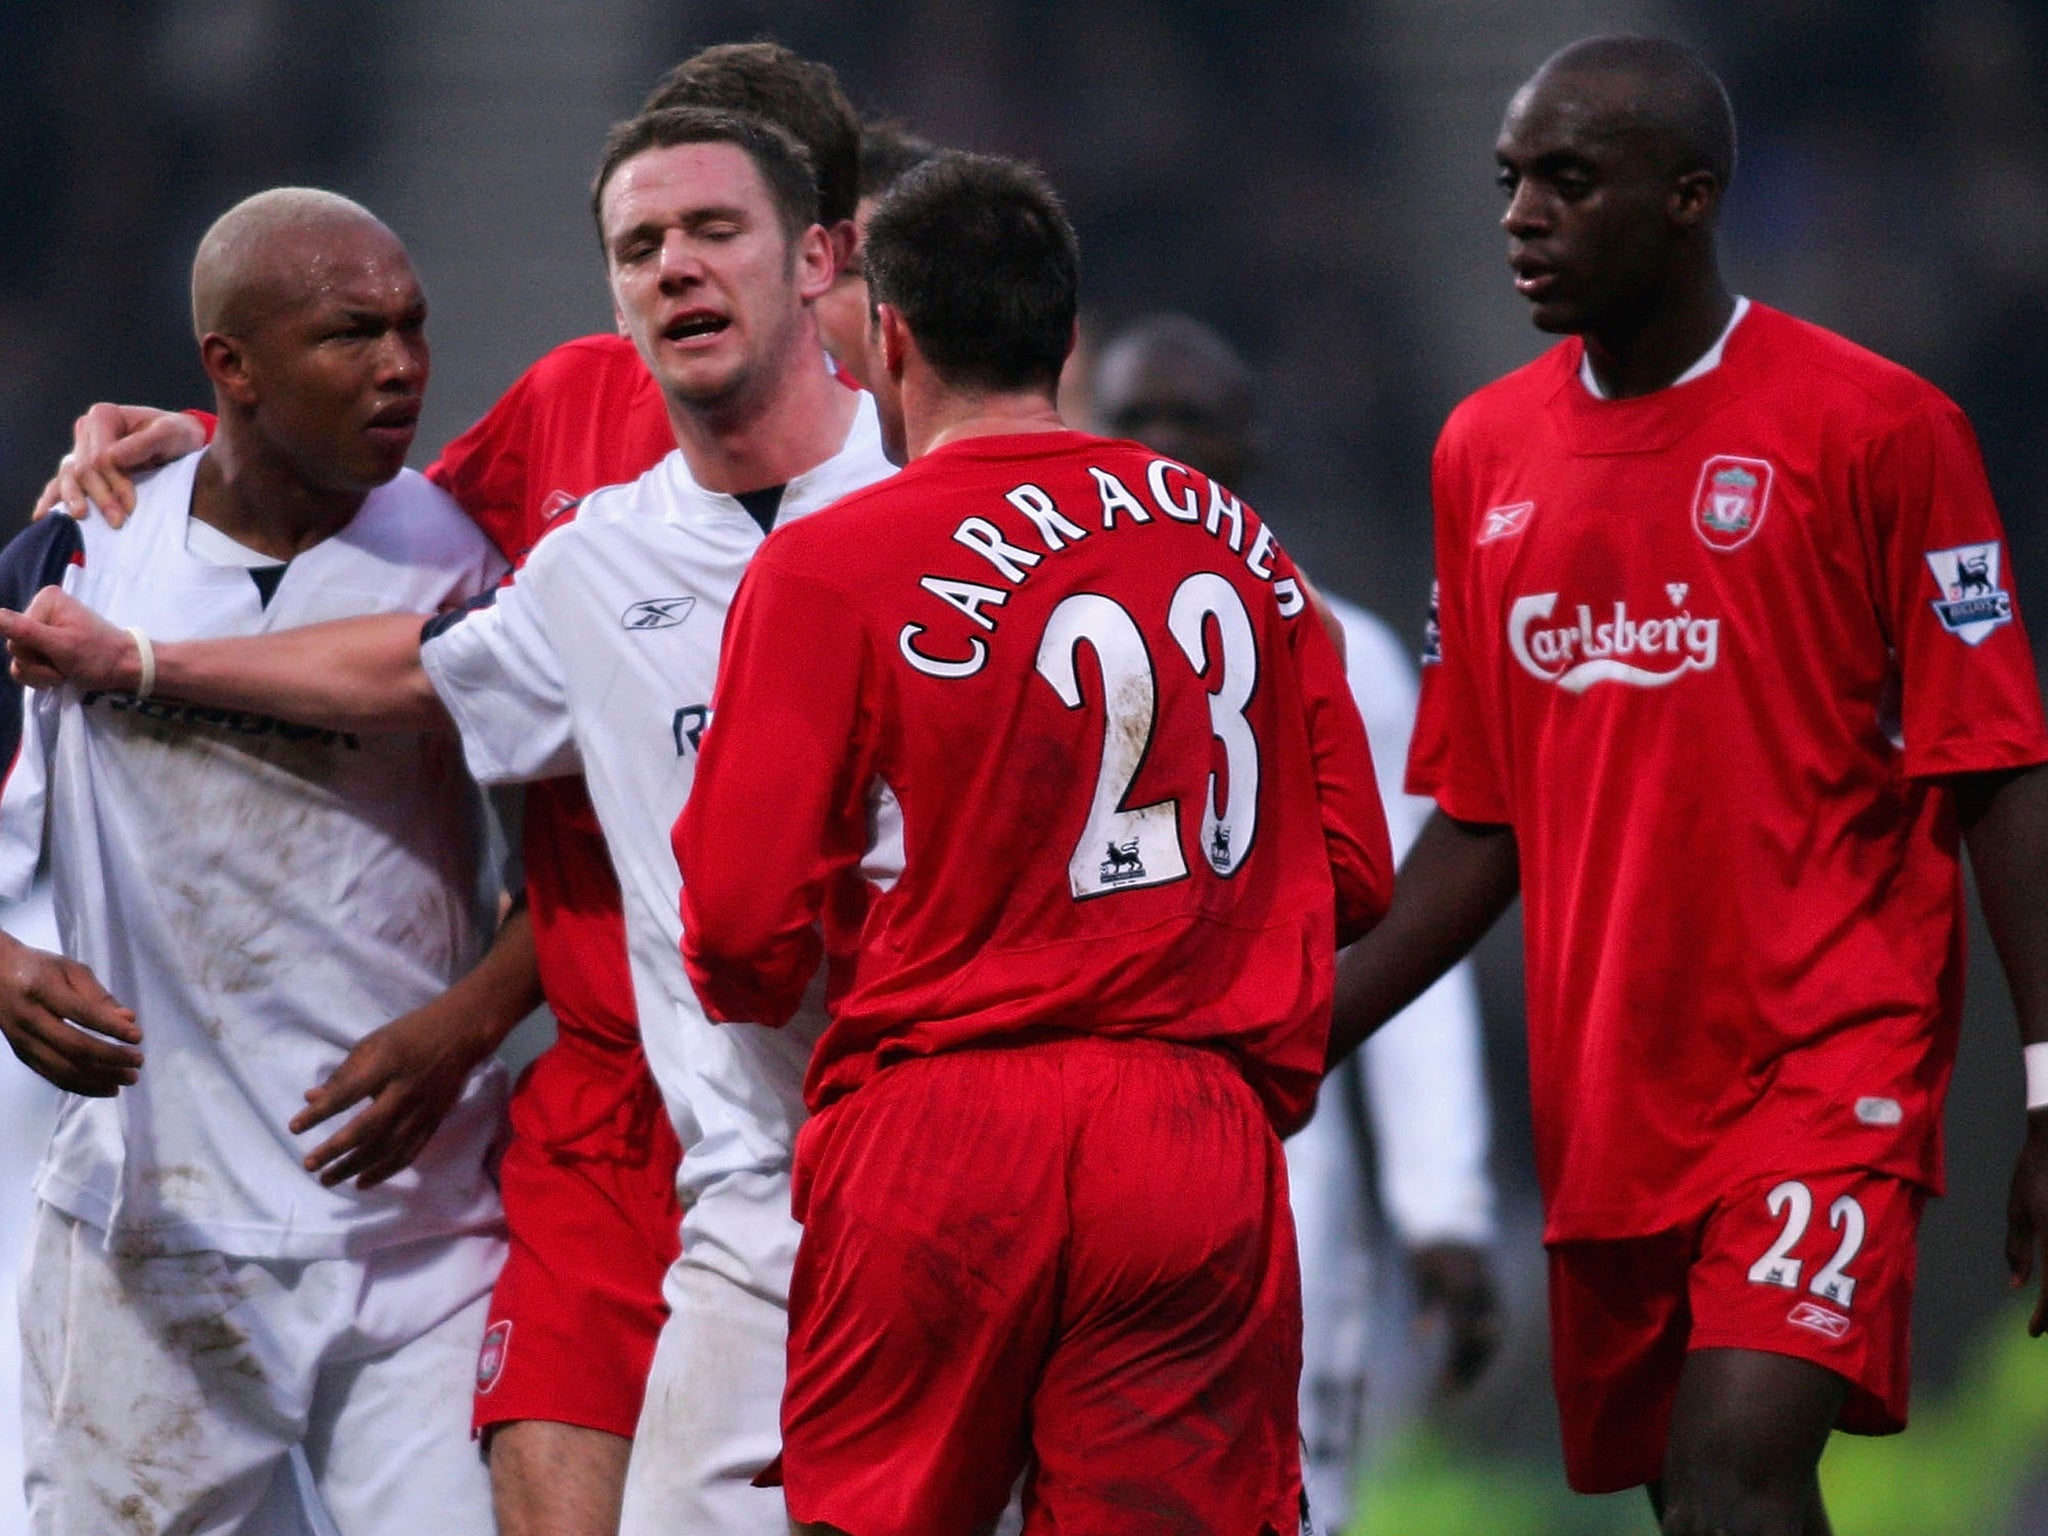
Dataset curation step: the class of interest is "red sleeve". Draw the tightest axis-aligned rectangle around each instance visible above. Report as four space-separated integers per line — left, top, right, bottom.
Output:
676 552 878 1027
425 370 536 563
185 409 217 443
1290 588 1394 947
1406 426 1513 822
1861 399 2048 779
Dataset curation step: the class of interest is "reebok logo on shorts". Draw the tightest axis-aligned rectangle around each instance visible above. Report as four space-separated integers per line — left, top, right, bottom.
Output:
1786 1301 1851 1340
476 1320 512 1393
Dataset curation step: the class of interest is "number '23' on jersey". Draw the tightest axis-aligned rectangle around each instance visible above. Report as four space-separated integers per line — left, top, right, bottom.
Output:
679 429 1392 1134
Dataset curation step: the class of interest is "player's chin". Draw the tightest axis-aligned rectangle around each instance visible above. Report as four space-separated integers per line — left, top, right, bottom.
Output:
1526 297 1588 335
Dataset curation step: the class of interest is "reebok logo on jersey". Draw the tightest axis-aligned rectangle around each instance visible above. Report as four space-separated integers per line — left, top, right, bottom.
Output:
1477 501 1534 545
1508 590 1721 694
541 489 580 523
622 597 697 631
1693 454 1773 552
1786 1301 1852 1340
1926 542 2013 645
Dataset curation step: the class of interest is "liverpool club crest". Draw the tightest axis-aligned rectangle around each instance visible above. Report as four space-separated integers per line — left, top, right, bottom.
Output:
476 1320 512 1393
1691 455 1773 551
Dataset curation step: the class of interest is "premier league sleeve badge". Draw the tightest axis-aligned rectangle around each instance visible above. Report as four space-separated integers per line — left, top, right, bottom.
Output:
1925 542 2014 645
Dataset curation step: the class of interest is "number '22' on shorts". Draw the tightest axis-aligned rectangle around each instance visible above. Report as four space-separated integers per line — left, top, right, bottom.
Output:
1547 1167 1924 1494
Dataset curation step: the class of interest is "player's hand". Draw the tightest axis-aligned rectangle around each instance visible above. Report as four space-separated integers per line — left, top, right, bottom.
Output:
32 404 205 526
290 995 496 1190
0 931 142 1096
1409 1240 1504 1392
2004 1110 2048 1335
0 587 142 693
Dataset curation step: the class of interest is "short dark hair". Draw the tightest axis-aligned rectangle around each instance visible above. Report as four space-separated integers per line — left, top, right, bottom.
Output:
641 42 860 227
857 119 941 200
863 152 1077 396
590 106 820 250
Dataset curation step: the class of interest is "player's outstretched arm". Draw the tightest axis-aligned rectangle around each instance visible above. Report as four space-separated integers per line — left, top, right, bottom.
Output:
1956 762 2048 1335
1326 809 1519 1070
0 929 142 1096
0 586 447 734
32 404 208 525
292 904 541 1189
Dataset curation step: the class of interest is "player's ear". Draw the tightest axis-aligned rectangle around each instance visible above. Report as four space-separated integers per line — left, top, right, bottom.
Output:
613 296 629 338
794 223 837 304
1670 169 1719 231
877 304 912 382
827 219 859 278
200 332 258 408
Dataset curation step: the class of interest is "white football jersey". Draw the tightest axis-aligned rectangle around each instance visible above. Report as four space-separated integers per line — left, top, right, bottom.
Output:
421 393 894 1204
0 451 510 1259
1322 593 1494 1245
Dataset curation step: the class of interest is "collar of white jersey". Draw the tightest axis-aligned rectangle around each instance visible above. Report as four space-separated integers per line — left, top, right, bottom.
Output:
660 388 891 530
1577 296 1751 400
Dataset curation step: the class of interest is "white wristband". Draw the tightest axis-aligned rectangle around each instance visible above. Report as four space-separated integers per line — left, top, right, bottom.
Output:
2027 1042 2048 1112
125 626 155 701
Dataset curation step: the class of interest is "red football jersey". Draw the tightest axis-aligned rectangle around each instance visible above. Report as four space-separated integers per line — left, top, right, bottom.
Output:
1411 302 2048 1241
678 429 1392 1133
428 333 673 1054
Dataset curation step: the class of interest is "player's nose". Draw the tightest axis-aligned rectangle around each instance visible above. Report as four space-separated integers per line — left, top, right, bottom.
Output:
657 228 704 287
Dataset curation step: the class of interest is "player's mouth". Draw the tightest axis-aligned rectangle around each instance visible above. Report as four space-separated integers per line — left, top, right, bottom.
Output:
663 310 731 347
364 402 420 447
1509 255 1561 301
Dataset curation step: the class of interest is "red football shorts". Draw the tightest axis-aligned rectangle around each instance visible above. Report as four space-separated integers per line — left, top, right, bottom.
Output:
781 1034 1304 1536
1548 1167 1924 1493
472 1035 682 1440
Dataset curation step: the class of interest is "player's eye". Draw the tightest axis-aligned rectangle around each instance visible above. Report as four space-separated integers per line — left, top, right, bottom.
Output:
1495 167 1520 197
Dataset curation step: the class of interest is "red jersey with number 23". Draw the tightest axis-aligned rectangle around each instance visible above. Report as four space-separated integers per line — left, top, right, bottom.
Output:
1411 303 2048 1243
679 430 1392 1135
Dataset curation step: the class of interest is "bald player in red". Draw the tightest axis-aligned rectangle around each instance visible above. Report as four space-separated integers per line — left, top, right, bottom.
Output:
1330 36 2048 1536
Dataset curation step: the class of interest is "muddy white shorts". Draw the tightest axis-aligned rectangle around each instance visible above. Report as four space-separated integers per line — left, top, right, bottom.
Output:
20 1202 502 1536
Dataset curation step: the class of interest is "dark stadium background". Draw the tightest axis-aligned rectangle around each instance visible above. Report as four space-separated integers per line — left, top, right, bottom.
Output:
1 2 2043 1530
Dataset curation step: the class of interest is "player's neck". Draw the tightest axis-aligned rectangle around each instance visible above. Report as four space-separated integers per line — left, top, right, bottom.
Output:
665 344 858 497
191 432 368 561
907 382 1065 461
1581 274 1735 401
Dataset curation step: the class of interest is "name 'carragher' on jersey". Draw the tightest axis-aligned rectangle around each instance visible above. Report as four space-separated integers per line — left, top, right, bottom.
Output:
679 430 1392 1134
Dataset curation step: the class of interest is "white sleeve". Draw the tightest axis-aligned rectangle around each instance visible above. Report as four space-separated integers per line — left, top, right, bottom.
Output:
1337 598 1498 1248
418 567 581 786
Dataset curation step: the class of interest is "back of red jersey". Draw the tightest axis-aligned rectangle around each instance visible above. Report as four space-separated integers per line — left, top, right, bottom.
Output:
679 430 1390 1131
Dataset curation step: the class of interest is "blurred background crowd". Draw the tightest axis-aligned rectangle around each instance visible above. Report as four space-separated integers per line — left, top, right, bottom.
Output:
1 1 2045 1531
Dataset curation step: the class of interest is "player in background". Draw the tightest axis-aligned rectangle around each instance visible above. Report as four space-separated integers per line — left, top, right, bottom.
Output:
814 119 939 386
21 44 874 1536
4 105 894 1536
1328 36 2048 1536
1093 311 1502 1532
677 151 1393 1536
0 189 507 1534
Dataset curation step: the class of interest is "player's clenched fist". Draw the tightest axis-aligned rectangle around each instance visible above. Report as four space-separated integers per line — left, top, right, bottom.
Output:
0 930 142 1096
0 587 141 694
